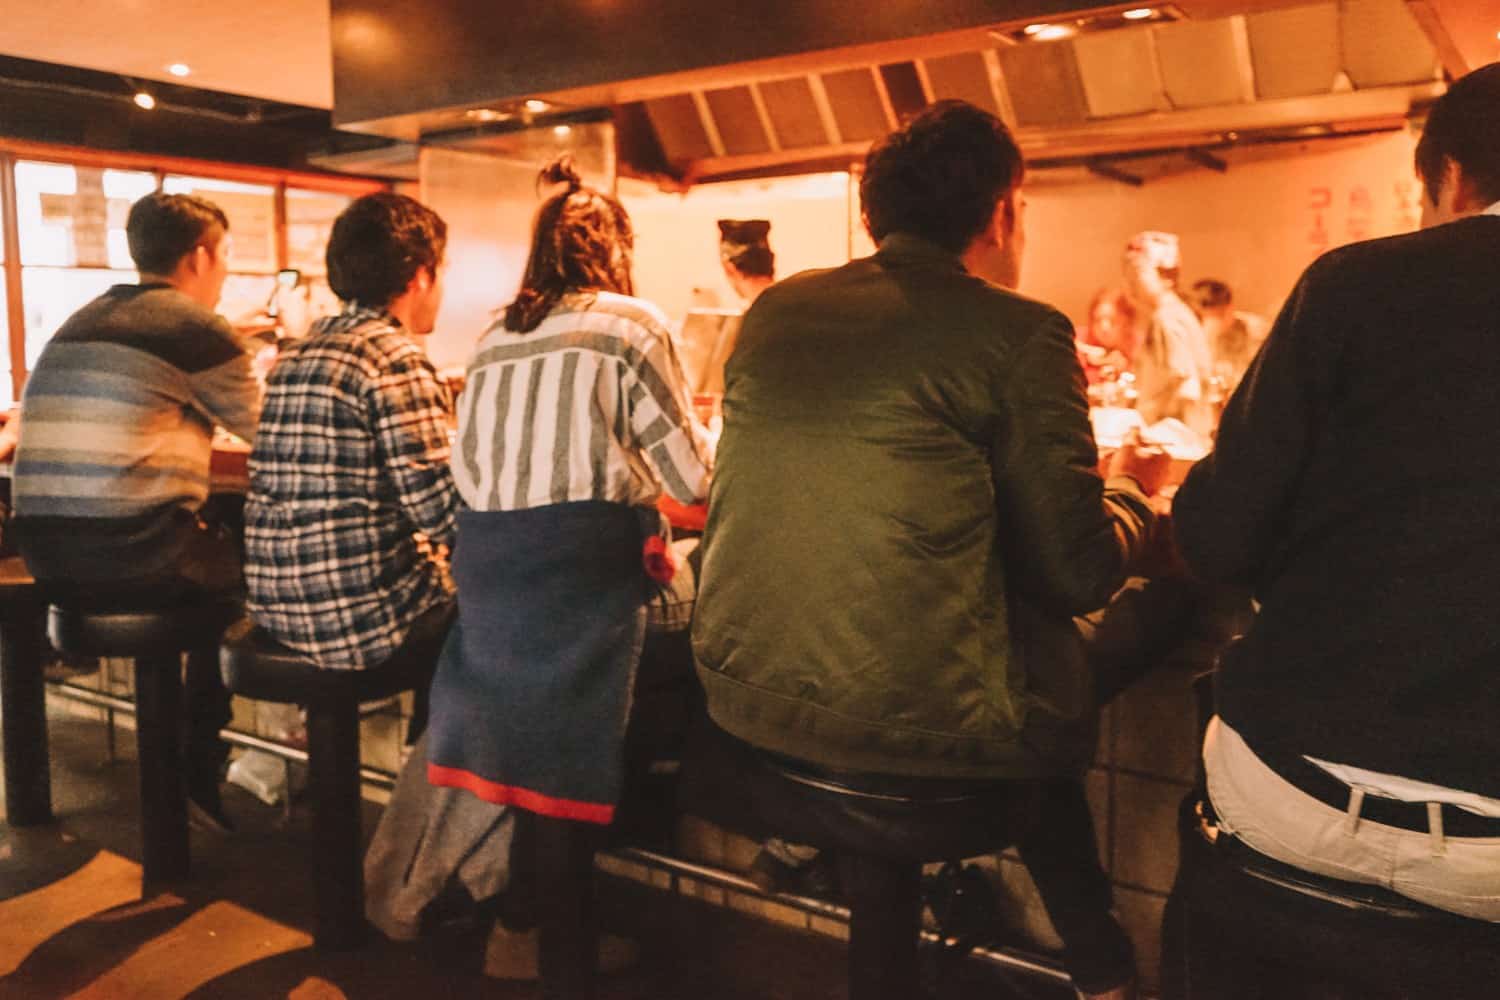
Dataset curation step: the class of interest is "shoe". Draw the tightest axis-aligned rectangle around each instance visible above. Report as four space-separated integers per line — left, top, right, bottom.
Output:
746 848 798 894
483 925 640 980
187 794 236 836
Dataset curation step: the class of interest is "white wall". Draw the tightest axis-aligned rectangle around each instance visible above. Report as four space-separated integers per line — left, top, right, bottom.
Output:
620 172 863 324
618 129 1423 333
1023 130 1423 328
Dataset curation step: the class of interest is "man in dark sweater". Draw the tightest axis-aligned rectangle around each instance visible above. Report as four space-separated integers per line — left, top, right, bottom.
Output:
13 192 261 832
1172 62 1500 920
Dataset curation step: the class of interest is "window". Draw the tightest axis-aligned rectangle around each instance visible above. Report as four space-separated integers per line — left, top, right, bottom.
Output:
2 151 383 400
162 175 278 274
14 162 158 381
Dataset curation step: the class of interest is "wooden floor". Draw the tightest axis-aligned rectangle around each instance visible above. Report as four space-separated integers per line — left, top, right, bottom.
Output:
0 710 1074 1000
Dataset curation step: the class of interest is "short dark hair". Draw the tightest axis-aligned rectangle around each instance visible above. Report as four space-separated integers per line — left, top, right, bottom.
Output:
126 193 228 275
1190 278 1233 310
1415 62 1500 206
859 100 1025 254
326 192 447 308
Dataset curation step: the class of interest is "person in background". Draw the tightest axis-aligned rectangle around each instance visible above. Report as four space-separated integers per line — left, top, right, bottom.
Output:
717 218 776 304
1169 61 1500 961
694 100 1191 1000
10 192 261 833
1122 231 1214 436
1187 278 1267 398
1076 287 1140 384
421 157 711 996
244 191 457 683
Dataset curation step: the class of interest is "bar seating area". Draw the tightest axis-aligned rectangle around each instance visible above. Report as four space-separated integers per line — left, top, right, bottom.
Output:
219 618 439 951
4 3 1500 998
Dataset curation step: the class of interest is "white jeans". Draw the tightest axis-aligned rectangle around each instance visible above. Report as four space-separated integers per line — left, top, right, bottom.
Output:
1203 716 1500 922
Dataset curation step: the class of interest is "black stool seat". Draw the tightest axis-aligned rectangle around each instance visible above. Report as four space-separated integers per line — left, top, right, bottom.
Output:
47 591 240 888
49 597 240 658
681 720 1039 1000
219 617 435 951
1163 793 1500 999
683 718 1039 861
220 619 431 705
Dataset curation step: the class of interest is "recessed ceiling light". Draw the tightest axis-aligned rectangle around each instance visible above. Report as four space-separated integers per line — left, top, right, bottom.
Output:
1032 23 1074 41
1023 23 1051 35
166 62 191 77
553 125 572 137
464 108 508 122
1122 7 1155 20
133 91 157 110
524 99 550 112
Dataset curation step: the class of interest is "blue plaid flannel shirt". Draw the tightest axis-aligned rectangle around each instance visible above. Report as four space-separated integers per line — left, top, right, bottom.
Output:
245 304 458 669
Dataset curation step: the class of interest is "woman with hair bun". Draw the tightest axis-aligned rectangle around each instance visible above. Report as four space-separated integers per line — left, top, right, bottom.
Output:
717 218 776 304
425 157 712 994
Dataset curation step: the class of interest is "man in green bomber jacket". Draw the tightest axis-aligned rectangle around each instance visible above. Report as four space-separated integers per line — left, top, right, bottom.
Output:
693 101 1179 1000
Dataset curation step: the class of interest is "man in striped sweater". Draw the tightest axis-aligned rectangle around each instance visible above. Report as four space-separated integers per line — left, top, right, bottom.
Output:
12 192 261 832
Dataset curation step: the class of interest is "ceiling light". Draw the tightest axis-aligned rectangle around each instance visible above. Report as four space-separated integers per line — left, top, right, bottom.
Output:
1031 23 1075 41
524 99 550 112
464 108 508 122
553 125 572 137
1022 23 1051 35
1122 7 1155 20
166 62 191 77
133 91 156 110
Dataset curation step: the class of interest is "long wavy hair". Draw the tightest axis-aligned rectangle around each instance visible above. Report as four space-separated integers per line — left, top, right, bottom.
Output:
503 157 635 333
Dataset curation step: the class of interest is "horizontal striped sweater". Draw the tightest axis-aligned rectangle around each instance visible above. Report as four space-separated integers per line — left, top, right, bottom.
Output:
12 283 259 581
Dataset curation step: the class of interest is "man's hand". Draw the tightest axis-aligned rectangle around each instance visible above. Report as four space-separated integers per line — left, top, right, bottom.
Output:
1106 430 1173 497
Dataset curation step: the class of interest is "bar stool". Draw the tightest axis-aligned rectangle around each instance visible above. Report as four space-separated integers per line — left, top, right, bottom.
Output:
0 556 50 826
681 720 1041 1000
48 593 240 884
1161 792 1500 1000
219 619 436 950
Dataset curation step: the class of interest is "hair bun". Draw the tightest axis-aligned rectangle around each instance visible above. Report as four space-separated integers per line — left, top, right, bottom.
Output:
717 219 771 244
539 156 583 192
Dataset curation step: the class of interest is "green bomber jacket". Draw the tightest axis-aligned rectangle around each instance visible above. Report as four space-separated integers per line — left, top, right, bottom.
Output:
692 233 1152 779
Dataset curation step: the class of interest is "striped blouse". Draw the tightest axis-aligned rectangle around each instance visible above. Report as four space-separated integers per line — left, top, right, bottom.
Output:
453 291 713 512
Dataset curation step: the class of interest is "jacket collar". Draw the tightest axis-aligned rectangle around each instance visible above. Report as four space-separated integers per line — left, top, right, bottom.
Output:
875 232 967 272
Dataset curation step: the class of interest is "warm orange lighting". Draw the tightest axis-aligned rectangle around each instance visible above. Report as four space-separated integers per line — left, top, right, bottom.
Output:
524 99 550 112
1023 22 1050 35
553 125 572 137
166 62 191 77
133 92 156 110
1122 7 1154 20
1031 23 1074 41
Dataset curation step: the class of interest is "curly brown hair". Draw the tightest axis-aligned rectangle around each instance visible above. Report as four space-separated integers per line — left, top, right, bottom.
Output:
504 158 635 333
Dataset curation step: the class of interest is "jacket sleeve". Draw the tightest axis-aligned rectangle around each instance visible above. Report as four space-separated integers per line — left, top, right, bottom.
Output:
366 348 460 549
994 311 1154 617
1172 256 1344 585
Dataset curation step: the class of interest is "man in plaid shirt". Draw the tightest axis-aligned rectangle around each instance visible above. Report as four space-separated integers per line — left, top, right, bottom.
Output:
245 193 458 692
